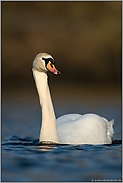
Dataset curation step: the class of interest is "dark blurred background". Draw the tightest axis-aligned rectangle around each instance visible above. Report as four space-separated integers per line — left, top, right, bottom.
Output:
1 3 122 181
2 1 121 102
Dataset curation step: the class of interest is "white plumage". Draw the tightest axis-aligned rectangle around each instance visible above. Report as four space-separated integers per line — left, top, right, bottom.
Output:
57 113 114 144
32 53 114 145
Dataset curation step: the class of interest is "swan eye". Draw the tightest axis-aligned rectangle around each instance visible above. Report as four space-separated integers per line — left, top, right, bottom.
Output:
42 57 55 67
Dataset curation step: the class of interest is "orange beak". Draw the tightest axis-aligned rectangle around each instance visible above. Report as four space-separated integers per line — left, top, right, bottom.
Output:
46 61 61 75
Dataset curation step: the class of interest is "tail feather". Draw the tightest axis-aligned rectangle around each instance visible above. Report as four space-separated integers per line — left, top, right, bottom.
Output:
110 119 114 126
107 119 114 138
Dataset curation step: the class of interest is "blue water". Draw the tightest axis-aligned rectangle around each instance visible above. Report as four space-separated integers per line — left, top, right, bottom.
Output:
1 96 122 182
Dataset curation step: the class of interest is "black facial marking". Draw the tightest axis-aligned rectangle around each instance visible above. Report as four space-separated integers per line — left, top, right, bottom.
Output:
42 57 55 66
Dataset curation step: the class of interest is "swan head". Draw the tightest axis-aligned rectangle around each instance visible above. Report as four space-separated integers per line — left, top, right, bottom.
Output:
33 53 61 75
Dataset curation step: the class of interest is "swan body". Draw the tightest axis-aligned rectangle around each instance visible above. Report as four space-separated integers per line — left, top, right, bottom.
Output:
32 53 114 145
57 114 114 144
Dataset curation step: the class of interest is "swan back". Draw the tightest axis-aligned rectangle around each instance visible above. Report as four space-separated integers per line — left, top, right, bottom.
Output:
57 114 114 145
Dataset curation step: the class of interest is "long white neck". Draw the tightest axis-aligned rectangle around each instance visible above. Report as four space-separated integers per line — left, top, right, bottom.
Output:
32 69 60 143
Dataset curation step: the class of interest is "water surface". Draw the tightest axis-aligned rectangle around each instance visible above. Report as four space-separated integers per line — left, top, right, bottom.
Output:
2 93 122 182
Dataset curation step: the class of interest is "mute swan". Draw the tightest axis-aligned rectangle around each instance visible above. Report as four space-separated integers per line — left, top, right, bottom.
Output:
32 53 114 145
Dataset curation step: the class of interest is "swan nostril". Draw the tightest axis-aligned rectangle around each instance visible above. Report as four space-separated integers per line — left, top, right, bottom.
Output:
50 63 53 68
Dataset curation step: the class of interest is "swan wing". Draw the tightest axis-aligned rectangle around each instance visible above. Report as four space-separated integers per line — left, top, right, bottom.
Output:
56 114 114 145
57 114 81 125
